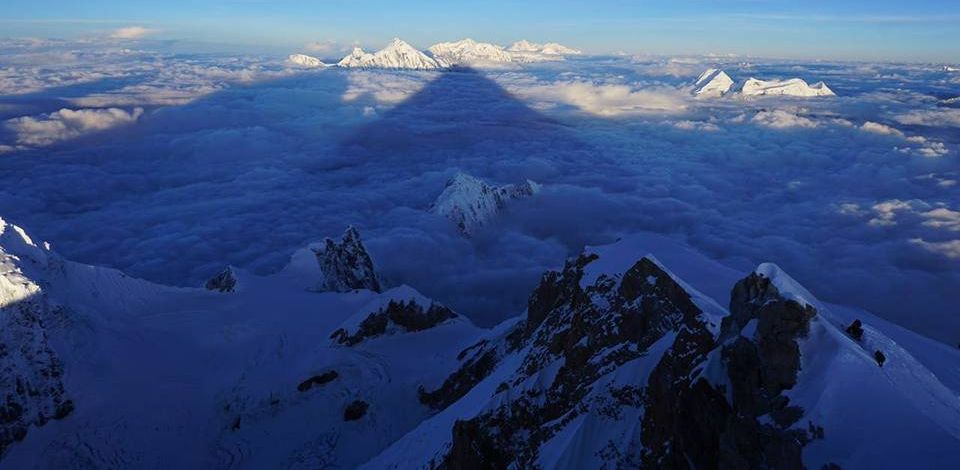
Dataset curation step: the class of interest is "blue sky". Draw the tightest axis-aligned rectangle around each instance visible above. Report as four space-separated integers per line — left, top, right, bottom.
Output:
1 0 959 61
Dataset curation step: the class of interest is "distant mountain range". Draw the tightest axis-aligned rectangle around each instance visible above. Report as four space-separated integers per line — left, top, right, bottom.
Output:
289 37 582 70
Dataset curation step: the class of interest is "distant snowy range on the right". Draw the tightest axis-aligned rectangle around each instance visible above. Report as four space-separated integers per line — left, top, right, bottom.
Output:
1 36 960 468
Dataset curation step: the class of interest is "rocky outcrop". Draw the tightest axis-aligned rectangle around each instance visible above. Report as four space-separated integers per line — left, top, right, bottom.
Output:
205 266 238 293
1 219 73 458
425 244 825 468
439 252 718 468
640 269 819 469
330 299 457 346
314 227 382 293
430 173 540 236
297 371 339 392
343 401 369 421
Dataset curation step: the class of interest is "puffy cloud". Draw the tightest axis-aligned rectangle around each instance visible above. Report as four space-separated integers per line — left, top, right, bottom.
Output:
0 46 957 346
109 26 155 40
673 120 720 132
341 70 431 104
894 109 960 128
860 121 904 136
507 80 688 116
911 239 960 259
750 109 818 129
5 107 144 147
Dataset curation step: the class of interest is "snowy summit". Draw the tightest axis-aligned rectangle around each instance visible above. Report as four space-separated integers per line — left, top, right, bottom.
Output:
741 77 836 97
427 38 514 67
337 38 443 70
288 53 327 68
693 68 734 97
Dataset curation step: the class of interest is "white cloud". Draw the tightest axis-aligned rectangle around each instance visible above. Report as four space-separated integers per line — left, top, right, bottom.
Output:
342 71 430 104
894 108 960 128
922 208 960 232
5 107 144 147
673 120 720 132
751 110 818 129
510 80 687 116
110 26 155 40
860 121 904 136
868 199 918 227
910 238 960 259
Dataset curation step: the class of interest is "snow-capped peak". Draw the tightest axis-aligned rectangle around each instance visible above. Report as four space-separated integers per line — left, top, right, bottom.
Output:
427 38 514 67
337 38 443 70
693 68 734 97
508 40 581 55
430 172 540 236
288 53 328 68
741 77 836 97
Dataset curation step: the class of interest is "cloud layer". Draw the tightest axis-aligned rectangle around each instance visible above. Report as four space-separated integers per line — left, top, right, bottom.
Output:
0 43 957 345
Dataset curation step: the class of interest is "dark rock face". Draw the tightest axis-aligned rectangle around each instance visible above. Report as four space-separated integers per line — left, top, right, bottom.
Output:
314 227 382 293
874 350 886 367
330 299 457 346
846 319 864 341
1 295 73 458
434 256 823 469
641 271 818 469
204 266 238 293
440 254 711 468
343 400 369 421
297 371 339 392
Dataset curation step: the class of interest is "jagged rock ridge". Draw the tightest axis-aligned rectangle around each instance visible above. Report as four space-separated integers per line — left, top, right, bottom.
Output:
314 226 382 293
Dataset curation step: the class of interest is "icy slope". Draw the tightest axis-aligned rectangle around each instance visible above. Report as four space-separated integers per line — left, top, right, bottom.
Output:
693 68 734 97
430 172 540 236
742 77 836 97
0 219 482 468
427 38 514 67
337 38 442 70
287 54 327 68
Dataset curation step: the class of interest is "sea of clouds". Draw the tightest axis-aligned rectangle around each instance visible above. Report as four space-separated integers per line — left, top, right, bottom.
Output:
1 39 958 343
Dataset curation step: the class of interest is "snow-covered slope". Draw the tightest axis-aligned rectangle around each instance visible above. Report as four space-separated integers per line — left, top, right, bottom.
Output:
337 38 443 70
430 172 540 236
288 54 328 68
3 215 958 469
741 77 836 97
0 217 481 468
693 68 734 97
427 39 514 67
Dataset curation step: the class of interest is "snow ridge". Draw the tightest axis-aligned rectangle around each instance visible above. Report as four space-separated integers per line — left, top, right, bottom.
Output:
288 54 328 68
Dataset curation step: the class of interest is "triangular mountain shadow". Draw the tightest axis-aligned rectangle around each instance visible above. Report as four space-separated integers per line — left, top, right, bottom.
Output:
338 67 591 172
